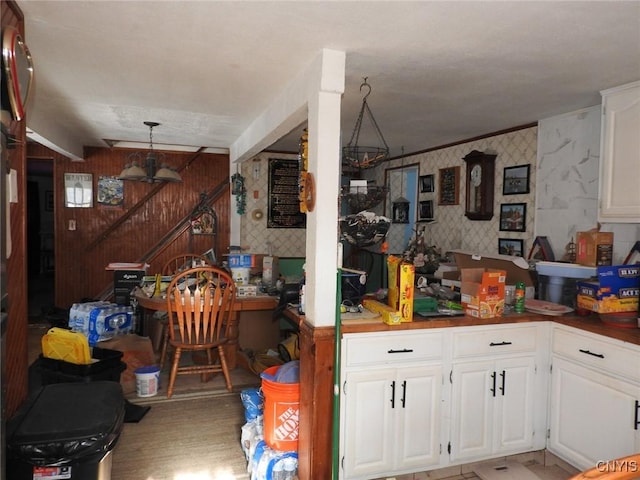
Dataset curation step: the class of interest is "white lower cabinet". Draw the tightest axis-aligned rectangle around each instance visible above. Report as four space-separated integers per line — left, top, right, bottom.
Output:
342 365 442 479
340 331 444 480
449 356 536 463
548 326 640 471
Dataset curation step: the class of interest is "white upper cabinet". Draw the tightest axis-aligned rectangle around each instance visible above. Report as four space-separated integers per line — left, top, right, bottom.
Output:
598 81 640 222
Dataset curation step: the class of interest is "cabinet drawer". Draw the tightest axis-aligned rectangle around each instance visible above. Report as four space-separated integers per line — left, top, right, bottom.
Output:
343 331 444 367
452 325 538 359
553 327 640 382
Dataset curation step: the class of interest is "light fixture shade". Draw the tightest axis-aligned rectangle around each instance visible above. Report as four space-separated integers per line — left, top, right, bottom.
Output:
121 162 146 180
154 166 182 182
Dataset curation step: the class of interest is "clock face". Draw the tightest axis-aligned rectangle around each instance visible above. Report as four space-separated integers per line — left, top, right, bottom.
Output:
470 164 482 187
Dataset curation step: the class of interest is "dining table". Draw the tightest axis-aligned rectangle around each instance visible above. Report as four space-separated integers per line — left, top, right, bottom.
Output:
132 287 279 370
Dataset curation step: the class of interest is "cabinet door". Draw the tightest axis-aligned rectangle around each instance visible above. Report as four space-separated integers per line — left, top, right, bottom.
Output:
342 368 396 478
494 356 536 454
450 360 494 462
549 357 640 471
598 81 640 222
395 365 443 471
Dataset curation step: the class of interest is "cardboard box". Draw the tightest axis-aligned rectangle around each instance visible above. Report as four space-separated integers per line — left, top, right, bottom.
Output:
576 264 640 313
576 231 614 267
460 268 506 318
387 255 415 322
446 250 535 298
262 256 279 287
362 298 402 325
228 254 256 268
113 269 146 305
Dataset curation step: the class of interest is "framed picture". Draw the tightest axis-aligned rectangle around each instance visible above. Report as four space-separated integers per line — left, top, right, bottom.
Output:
438 166 459 205
419 174 434 193
97 176 124 207
392 201 410 223
418 200 434 221
64 173 93 208
45 190 54 211
499 238 524 257
499 202 527 232
503 164 530 195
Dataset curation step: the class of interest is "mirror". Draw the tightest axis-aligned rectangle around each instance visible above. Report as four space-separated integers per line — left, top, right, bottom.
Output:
2 26 34 121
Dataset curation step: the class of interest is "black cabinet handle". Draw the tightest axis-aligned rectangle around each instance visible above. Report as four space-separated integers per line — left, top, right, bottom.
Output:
500 370 506 395
579 349 605 359
490 371 496 397
388 348 414 354
401 380 407 408
490 341 513 347
390 381 395 409
635 400 639 430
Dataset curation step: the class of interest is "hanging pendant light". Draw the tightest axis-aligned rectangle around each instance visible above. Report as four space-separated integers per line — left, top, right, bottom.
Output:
342 77 390 171
119 121 182 183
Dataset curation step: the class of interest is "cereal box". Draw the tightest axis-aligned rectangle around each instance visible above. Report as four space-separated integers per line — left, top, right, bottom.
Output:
460 268 506 318
387 255 415 322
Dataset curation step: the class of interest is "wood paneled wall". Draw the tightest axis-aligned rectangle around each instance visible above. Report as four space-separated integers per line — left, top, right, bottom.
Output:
2 0 29 418
48 145 230 308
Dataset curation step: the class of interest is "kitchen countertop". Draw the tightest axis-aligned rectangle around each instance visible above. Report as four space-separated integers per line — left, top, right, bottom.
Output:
341 312 640 346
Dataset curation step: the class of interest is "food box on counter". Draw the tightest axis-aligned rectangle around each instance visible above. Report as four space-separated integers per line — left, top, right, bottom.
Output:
362 298 402 325
387 255 415 322
460 268 506 319
576 231 614 267
576 264 639 313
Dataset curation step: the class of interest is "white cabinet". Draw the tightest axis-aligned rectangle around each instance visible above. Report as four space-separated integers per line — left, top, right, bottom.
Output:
449 324 546 464
548 325 640 471
340 331 444 479
598 80 640 222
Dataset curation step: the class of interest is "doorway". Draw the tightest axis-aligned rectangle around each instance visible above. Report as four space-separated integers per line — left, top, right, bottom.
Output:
26 158 54 324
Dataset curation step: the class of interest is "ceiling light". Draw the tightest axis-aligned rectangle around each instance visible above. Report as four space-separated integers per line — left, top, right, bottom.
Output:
119 121 182 183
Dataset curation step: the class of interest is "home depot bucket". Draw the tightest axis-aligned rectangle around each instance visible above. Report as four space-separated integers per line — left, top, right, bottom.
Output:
134 365 160 397
261 365 300 452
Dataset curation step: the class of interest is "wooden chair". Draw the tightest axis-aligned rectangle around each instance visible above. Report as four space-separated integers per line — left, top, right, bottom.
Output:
568 453 640 480
158 253 211 369
164 266 236 398
161 253 210 276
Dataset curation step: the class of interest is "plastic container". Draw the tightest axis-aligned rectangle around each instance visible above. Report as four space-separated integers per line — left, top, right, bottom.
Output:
261 365 300 452
38 347 126 385
231 267 251 285
134 365 161 397
41 327 91 364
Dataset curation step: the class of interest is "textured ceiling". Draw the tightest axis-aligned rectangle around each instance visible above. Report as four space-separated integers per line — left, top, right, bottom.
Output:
16 1 640 160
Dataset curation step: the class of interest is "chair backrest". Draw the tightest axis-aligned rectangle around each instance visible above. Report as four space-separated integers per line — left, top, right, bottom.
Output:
165 266 236 345
161 254 210 276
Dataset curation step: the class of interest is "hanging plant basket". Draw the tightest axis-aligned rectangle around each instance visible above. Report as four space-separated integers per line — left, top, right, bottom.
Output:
340 185 388 212
340 212 391 247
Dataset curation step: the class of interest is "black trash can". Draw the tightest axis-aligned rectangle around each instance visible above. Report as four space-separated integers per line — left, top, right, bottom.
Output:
7 381 125 480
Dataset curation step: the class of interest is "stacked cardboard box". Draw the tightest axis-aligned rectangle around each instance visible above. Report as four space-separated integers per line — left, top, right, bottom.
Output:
576 231 614 267
460 268 506 319
576 264 639 313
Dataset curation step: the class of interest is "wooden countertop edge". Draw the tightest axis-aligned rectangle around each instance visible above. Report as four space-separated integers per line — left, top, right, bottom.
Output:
340 313 640 346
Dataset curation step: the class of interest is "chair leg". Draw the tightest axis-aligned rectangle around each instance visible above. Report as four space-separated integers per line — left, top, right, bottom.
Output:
166 347 182 399
159 324 169 370
217 345 233 392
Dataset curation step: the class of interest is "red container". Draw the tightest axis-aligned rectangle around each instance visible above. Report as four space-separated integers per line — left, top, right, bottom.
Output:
261 365 300 452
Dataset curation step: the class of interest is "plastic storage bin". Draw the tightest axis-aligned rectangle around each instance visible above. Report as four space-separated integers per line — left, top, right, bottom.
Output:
7 381 125 480
38 347 126 385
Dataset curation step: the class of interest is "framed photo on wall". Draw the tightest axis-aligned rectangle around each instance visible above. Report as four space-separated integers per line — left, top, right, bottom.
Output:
499 238 524 257
499 203 527 232
438 166 459 205
418 200 434 221
503 164 530 195
419 174 434 193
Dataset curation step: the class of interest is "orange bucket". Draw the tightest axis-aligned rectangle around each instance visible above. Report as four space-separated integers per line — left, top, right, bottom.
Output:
261 365 300 452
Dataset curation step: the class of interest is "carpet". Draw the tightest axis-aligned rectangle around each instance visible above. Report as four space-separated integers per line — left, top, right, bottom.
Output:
474 461 542 480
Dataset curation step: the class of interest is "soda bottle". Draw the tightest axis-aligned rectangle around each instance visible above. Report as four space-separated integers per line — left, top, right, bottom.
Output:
514 281 526 313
